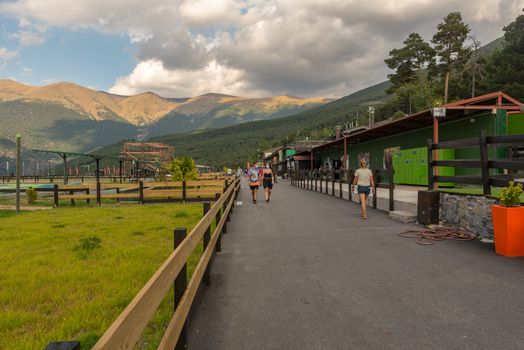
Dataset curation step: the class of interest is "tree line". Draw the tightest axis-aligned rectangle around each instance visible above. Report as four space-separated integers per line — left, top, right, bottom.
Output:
384 10 524 115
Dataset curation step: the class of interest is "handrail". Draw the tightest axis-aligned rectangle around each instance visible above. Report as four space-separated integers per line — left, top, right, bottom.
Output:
91 177 239 350
427 132 524 194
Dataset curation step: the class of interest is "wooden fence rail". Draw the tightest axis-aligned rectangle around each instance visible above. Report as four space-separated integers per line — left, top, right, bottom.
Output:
428 131 524 195
46 176 241 350
290 168 395 212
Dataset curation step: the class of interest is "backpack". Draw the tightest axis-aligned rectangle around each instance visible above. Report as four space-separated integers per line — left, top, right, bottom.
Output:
248 168 259 182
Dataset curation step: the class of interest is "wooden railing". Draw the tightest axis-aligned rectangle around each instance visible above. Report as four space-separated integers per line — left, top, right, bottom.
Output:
1 172 227 184
290 168 395 211
54 179 228 206
427 132 524 195
46 176 241 350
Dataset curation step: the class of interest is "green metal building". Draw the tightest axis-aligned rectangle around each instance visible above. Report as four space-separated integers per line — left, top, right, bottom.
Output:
292 92 524 186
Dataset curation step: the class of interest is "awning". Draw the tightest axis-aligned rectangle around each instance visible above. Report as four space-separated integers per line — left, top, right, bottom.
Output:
292 155 312 161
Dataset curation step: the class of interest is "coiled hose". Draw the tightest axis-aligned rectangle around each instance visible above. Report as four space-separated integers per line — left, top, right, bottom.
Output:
399 225 477 245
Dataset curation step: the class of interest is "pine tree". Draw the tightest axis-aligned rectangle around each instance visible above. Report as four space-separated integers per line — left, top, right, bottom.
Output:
484 9 524 99
385 32 435 94
432 12 471 103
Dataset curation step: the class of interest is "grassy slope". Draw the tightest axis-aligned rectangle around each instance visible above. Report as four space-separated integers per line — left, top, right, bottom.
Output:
0 101 137 153
0 204 203 349
83 81 390 168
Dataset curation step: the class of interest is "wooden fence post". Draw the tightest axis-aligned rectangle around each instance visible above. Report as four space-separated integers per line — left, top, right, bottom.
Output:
70 190 75 207
116 188 120 204
318 170 324 193
372 170 378 209
427 139 434 190
325 170 329 194
223 193 228 234
173 227 187 350
138 181 143 205
315 170 318 192
203 203 211 286
182 180 187 203
97 182 102 206
389 170 395 211
53 184 59 207
86 188 90 205
480 130 491 195
339 170 343 198
331 169 335 196
215 193 222 252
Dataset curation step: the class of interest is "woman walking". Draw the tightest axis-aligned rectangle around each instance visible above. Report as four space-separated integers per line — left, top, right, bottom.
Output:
351 159 374 219
262 163 275 202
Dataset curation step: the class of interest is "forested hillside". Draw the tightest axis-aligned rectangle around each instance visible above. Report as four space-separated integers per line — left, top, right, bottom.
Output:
83 81 391 167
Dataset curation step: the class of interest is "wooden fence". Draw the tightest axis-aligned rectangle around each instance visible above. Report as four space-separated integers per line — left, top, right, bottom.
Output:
428 132 524 195
54 179 231 206
46 176 241 350
290 168 395 211
1 172 227 184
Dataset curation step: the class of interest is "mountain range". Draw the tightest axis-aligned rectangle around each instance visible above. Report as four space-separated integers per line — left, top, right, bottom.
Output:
0 79 330 156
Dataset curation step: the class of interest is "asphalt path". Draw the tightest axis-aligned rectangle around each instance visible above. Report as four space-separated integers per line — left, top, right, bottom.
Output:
188 179 524 350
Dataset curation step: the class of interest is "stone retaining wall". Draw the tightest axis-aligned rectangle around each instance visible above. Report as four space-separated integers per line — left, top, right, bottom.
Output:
440 193 498 239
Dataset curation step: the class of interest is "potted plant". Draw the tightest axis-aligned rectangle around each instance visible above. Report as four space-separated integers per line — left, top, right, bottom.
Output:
492 181 524 257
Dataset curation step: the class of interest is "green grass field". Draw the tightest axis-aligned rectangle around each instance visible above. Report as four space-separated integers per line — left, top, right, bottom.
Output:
0 204 206 349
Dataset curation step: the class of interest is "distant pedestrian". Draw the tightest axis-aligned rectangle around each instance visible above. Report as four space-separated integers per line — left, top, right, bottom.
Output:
262 163 275 202
246 162 260 204
351 159 374 219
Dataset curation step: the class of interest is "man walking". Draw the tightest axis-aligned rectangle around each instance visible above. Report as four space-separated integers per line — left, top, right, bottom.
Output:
246 162 260 204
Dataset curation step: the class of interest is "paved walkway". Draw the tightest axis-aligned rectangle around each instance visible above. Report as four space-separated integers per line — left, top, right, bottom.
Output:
188 179 524 350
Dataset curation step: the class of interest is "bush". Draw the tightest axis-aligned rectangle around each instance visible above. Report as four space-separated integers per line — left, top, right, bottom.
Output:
392 111 406 120
26 187 37 204
499 181 523 207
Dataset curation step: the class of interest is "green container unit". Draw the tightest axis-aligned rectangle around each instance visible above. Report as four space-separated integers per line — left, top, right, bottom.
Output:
392 147 455 187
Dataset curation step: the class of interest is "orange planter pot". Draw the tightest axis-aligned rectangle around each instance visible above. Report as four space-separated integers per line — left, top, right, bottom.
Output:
492 205 524 257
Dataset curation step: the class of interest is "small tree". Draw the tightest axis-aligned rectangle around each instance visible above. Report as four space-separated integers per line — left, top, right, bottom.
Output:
166 156 198 181
26 187 37 204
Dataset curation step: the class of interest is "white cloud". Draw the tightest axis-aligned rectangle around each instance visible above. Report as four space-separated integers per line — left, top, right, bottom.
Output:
21 67 32 76
109 59 253 97
0 47 18 60
11 30 46 46
1 0 523 97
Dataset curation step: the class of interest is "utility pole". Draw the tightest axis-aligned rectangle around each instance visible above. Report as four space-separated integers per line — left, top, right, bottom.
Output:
16 134 21 214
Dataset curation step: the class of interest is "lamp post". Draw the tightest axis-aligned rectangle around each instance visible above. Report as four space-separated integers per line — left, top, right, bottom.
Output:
16 134 21 214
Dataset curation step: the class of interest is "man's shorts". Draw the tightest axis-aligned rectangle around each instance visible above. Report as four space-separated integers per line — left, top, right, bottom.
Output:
249 183 259 190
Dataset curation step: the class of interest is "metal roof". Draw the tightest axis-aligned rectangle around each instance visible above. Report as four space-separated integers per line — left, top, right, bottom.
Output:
293 91 523 156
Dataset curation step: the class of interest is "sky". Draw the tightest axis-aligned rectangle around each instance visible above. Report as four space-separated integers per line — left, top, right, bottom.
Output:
0 0 522 98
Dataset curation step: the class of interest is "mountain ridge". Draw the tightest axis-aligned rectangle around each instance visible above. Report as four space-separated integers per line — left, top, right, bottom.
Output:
0 79 331 127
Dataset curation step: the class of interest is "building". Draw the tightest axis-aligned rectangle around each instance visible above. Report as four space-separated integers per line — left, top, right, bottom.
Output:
291 91 524 185
263 141 329 176
121 142 175 175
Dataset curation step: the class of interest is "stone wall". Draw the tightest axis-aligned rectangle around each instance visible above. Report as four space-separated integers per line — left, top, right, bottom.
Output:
440 193 498 239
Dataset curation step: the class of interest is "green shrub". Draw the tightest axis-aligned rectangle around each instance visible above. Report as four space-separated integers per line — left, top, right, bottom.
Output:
392 111 406 120
74 236 102 259
26 187 37 204
175 210 189 218
499 181 523 207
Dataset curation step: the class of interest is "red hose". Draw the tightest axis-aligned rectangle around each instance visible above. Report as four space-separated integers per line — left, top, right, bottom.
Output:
399 225 477 245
